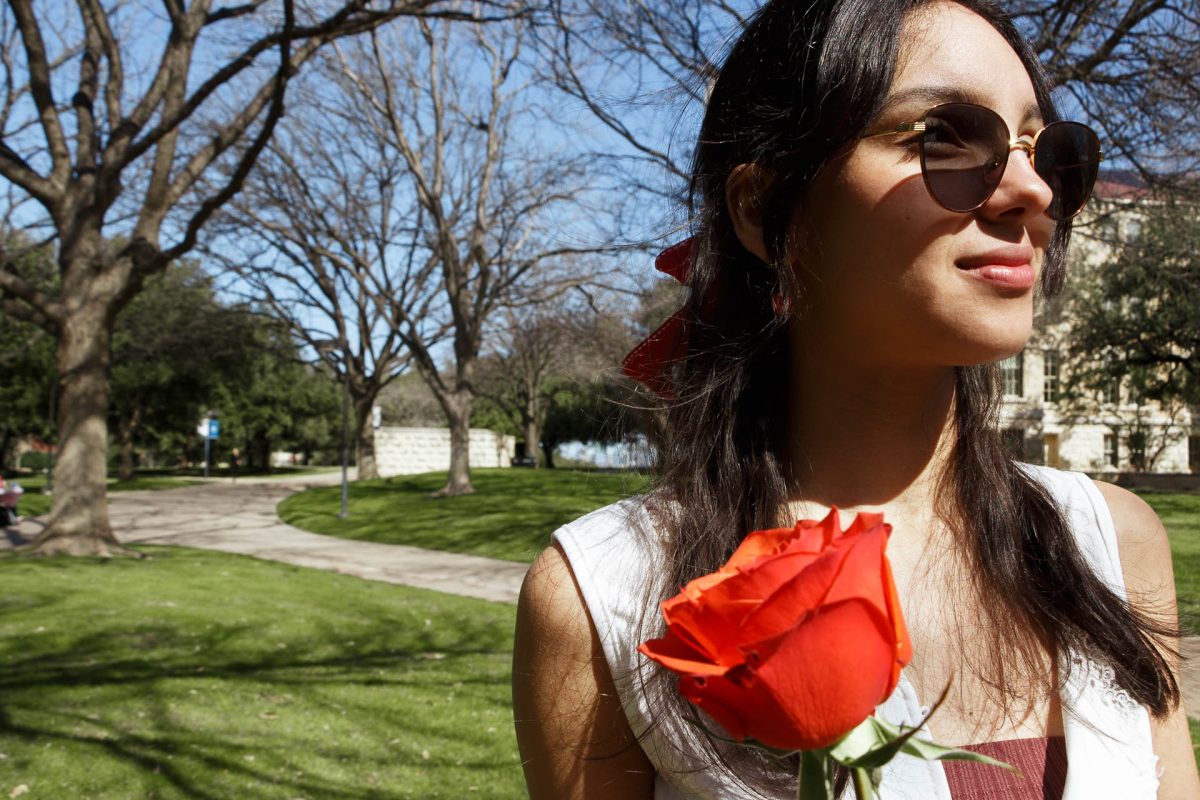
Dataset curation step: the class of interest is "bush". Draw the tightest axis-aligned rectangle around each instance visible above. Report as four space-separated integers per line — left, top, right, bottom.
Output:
17 451 49 472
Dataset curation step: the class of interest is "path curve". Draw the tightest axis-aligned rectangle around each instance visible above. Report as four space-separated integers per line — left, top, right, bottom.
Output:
5 471 528 604
5 475 1199 718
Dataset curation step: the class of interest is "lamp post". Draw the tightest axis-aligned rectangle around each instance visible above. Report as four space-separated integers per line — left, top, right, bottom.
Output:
314 339 350 519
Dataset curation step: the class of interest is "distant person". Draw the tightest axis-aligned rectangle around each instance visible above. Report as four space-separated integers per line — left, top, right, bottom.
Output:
230 448 241 483
0 475 23 526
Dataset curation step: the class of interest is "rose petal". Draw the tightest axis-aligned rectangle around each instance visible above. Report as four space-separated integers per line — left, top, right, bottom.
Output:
678 673 750 741
724 526 799 569
681 598 895 751
881 549 913 685
725 507 842 569
663 548 827 666
638 633 729 677
734 541 856 648
820 521 889 615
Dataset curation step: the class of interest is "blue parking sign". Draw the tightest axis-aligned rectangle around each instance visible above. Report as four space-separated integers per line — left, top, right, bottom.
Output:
208 419 221 440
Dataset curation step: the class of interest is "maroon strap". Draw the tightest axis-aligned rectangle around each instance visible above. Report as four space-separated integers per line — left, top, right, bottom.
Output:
942 736 1068 800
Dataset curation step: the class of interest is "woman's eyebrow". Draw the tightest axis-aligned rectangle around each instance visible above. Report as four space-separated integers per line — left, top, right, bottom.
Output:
877 87 1045 127
876 85 986 118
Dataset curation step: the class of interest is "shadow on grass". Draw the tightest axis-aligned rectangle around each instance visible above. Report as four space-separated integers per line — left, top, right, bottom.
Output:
0 549 522 799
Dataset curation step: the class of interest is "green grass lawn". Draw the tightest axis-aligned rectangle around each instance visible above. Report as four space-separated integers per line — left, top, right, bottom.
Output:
278 468 649 563
1135 491 1200 636
0 546 523 799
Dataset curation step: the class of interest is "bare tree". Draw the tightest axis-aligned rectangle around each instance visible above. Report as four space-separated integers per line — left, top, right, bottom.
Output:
476 306 573 466
325 11 608 496
212 70 440 479
0 0 514 555
540 0 1200 206
1009 0 1200 197
536 0 744 210
477 300 638 466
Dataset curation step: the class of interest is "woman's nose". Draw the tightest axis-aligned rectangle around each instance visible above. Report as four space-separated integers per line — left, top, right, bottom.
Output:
980 143 1055 222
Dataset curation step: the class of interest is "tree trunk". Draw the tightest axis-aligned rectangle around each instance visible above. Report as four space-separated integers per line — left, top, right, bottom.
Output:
0 425 12 473
524 397 540 469
30 302 134 557
433 391 474 496
354 395 379 480
116 406 142 482
255 436 271 472
541 438 557 469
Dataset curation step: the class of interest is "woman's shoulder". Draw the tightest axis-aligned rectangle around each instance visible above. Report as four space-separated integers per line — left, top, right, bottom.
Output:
1019 464 1172 597
541 494 669 666
1088 480 1173 602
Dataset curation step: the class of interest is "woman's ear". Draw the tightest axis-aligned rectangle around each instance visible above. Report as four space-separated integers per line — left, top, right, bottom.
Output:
725 164 770 262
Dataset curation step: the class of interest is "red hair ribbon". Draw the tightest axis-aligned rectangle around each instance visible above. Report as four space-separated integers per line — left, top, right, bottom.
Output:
621 238 695 400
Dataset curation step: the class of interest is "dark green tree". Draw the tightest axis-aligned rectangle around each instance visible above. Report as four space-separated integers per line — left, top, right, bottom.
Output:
212 322 341 472
108 261 260 479
0 317 54 471
1067 201 1200 410
0 237 56 471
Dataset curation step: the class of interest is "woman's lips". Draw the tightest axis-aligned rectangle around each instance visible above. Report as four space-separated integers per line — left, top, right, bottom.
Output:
956 250 1037 291
959 263 1036 290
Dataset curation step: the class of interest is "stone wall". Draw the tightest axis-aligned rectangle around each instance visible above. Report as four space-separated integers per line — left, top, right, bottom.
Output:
375 427 516 477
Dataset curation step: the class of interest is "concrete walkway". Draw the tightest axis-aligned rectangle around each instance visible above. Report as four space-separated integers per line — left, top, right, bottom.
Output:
5 474 1199 718
3 470 528 604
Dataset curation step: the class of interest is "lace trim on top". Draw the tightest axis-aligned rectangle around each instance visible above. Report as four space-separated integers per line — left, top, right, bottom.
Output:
1068 652 1141 715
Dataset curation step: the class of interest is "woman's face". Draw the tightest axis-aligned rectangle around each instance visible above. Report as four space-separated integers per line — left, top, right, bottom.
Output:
790 1 1056 372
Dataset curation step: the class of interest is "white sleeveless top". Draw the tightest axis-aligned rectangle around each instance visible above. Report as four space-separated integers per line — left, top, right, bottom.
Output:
552 465 1160 799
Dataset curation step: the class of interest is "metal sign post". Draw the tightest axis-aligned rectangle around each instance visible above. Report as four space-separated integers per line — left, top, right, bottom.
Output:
201 416 220 478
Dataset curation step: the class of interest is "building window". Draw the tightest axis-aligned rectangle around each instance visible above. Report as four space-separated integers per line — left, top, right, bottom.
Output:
1103 432 1119 467
1097 217 1119 243
1001 428 1025 460
1103 377 1120 405
1129 431 1147 472
1190 435 1200 474
1124 218 1143 241
1001 353 1024 397
1042 350 1061 403
1043 433 1061 468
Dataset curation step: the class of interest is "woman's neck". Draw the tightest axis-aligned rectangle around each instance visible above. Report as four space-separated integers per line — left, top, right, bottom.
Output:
784 354 958 518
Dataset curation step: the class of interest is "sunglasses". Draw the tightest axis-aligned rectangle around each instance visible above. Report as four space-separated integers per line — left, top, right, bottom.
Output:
863 102 1103 221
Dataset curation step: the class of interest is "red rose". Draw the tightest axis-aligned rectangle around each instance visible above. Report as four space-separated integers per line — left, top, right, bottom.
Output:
638 509 912 751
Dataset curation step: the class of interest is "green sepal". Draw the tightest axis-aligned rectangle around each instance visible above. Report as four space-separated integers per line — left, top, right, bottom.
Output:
829 716 1014 772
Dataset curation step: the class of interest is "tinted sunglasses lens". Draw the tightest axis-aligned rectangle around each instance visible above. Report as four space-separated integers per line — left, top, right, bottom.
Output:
920 104 1008 212
1036 122 1101 220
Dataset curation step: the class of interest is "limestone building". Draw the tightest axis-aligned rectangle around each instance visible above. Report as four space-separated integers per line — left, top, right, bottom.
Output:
998 177 1198 475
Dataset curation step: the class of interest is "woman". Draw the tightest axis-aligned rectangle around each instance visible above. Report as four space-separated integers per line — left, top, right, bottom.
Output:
513 1 1198 797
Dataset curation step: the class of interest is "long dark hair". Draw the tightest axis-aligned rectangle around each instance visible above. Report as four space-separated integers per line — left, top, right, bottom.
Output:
640 0 1179 794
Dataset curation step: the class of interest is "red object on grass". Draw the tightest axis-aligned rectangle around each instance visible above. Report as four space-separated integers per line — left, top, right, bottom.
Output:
638 509 913 751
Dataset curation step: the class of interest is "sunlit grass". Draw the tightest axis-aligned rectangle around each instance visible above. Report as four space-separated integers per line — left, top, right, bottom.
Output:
0 546 523 799
278 468 649 563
